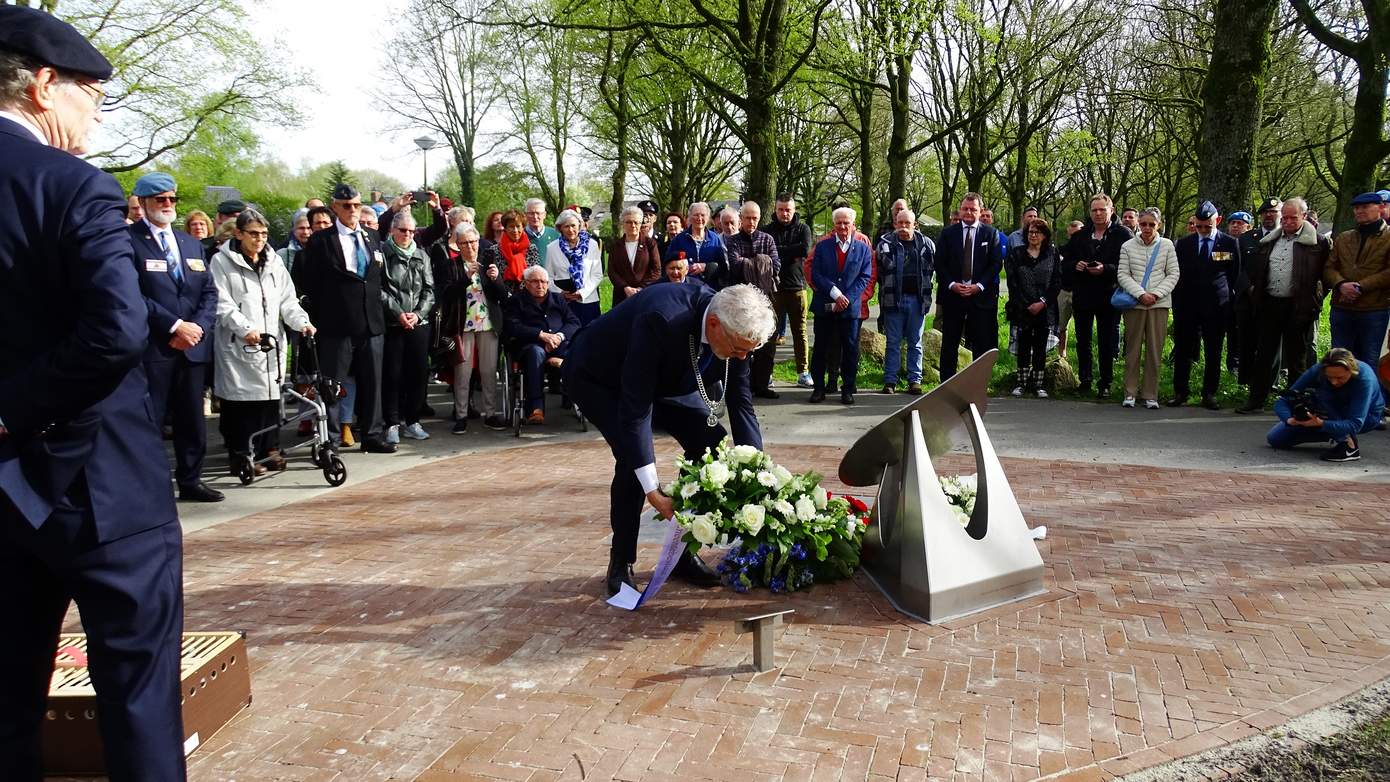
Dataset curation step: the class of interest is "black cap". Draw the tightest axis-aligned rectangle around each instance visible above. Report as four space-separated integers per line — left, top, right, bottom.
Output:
0 6 114 81
579 206 593 220
1194 200 1218 220
331 183 359 201
636 199 659 215
216 199 246 216
1257 197 1281 213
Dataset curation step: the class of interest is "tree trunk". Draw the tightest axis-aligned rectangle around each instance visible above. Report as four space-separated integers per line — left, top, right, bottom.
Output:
743 92 776 207
1195 0 1278 217
854 87 875 230
1333 55 1390 230
884 54 912 215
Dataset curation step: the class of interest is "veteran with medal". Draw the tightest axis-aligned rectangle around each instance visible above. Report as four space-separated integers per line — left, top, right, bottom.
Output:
562 283 776 596
129 172 223 502
1171 200 1242 409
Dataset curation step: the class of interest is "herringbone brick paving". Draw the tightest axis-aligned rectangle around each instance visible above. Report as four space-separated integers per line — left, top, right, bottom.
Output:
163 442 1390 781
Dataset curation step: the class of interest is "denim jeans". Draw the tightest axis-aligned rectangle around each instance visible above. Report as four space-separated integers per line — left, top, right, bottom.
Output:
882 294 927 385
1329 307 1390 367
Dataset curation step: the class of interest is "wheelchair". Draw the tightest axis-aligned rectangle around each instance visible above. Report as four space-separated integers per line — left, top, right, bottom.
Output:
500 343 586 437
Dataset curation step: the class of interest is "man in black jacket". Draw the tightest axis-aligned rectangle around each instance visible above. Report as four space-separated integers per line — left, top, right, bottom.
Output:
762 193 814 388
503 267 581 424
1059 194 1132 397
1170 201 1241 409
934 192 1005 380
293 183 396 452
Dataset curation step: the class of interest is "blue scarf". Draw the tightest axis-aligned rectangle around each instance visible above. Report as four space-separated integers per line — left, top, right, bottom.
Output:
559 232 590 290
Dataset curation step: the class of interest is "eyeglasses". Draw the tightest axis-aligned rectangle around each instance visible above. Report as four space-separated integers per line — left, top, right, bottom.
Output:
241 229 269 238
148 195 178 204
73 80 104 108
338 202 362 210
1026 229 1045 235
393 227 413 234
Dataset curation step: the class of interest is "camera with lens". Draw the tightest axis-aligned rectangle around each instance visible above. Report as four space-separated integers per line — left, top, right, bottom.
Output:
1285 388 1323 422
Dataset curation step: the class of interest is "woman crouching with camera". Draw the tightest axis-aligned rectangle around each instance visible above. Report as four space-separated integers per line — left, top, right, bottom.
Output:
1267 347 1384 462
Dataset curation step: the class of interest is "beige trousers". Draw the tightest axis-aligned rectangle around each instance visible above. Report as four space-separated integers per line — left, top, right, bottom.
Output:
1122 307 1168 401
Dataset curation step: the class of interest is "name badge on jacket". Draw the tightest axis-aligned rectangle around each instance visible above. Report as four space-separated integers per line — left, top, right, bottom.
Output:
373 251 384 264
186 258 206 272
1212 251 1232 263
145 259 168 272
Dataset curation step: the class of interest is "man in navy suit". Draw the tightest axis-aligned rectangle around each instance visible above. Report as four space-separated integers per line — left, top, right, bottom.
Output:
562 283 775 597
0 8 186 780
128 173 222 502
808 206 874 404
934 193 1005 380
1170 201 1241 409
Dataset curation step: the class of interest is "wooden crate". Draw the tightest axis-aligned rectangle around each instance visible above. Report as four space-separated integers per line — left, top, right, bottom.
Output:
42 631 252 776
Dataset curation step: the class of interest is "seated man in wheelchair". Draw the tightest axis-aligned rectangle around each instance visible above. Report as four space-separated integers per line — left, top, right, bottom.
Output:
504 266 582 424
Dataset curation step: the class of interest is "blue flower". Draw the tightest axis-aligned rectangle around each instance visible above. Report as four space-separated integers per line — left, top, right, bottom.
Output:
795 570 814 587
769 576 787 593
789 543 807 561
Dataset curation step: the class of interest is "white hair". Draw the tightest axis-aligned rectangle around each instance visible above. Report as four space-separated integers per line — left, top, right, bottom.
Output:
452 222 477 242
718 206 738 223
554 209 582 229
832 206 857 224
1284 197 1308 214
895 209 916 225
523 265 549 281
708 284 776 345
359 205 378 220
739 201 761 217
688 202 710 218
525 198 546 212
446 206 471 225
391 210 416 230
620 205 643 223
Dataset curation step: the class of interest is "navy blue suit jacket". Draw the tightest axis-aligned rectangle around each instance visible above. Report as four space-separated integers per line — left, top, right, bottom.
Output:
1173 230 1241 312
564 283 761 470
0 117 175 538
809 237 873 319
129 222 218 364
934 222 1005 310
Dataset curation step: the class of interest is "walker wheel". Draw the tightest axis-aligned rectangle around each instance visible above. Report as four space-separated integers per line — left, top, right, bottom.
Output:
323 455 347 487
237 457 256 486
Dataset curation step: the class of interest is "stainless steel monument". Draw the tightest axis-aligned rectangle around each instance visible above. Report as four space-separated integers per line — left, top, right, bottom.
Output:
838 350 1045 623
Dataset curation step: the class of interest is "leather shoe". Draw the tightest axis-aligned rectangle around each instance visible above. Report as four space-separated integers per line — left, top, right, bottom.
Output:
1201 395 1220 410
840 392 855 405
1165 396 1187 407
360 437 398 454
808 389 826 403
906 384 923 395
179 482 225 502
671 550 721 587
606 555 636 597
1234 399 1264 414
753 387 780 399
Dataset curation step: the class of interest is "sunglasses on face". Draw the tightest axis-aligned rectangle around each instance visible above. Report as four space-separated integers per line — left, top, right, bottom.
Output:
241 230 269 238
148 195 178 204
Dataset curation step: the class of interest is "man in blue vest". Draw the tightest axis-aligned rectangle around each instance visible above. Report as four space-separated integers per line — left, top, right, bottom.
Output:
0 7 187 779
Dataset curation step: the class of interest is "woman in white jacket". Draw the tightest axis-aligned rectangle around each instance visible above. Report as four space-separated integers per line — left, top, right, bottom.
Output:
1116 207 1179 409
545 209 604 325
210 209 316 472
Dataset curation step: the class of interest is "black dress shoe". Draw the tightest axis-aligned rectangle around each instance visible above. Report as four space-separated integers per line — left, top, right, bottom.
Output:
808 389 826 403
606 555 636 597
1201 395 1220 410
360 437 398 453
840 391 855 405
671 550 721 587
753 387 780 399
1165 396 1187 407
179 482 225 502
1234 399 1264 414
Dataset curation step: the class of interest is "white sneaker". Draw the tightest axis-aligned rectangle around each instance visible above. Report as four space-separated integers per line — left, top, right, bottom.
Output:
1011 386 1024 397
403 422 430 440
1122 396 1136 408
385 424 400 444
796 372 814 388
1145 399 1160 410
1035 388 1048 399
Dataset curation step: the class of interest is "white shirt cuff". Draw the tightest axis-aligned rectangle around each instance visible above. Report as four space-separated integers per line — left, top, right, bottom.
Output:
830 286 843 300
169 318 183 334
635 464 659 495
975 283 985 292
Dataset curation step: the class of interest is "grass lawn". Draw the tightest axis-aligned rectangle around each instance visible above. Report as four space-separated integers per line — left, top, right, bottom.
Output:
1230 710 1390 780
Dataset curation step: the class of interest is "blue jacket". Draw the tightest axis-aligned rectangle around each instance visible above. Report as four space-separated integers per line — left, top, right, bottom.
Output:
129 222 219 364
1274 361 1385 440
502 290 581 350
874 231 935 309
664 230 729 289
0 116 175 538
809 236 873 319
933 221 1005 311
1173 230 1241 313
562 283 761 471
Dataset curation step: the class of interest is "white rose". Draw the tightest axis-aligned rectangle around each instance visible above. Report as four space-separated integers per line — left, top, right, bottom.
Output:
690 514 719 545
737 504 766 536
680 481 700 499
958 474 977 491
795 496 818 522
772 499 795 518
741 469 754 481
757 470 778 488
702 461 732 488
730 444 760 464
813 485 828 509
771 465 793 489
953 507 970 527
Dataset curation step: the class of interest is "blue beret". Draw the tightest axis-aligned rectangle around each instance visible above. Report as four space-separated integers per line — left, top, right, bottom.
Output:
1194 200 1218 219
1228 211 1252 223
370 203 388 216
1378 190 1390 203
1351 192 1383 206
0 6 113 81
132 172 176 198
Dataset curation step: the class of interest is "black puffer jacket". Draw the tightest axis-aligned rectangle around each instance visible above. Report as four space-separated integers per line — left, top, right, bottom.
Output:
1060 220 1132 309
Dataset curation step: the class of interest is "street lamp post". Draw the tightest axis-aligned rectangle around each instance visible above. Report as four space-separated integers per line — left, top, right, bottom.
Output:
414 136 440 190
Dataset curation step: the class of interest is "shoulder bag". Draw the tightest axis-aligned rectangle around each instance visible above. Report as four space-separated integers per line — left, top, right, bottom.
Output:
1111 241 1162 311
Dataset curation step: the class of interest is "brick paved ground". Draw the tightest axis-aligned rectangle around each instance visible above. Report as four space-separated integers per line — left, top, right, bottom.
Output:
158 442 1390 781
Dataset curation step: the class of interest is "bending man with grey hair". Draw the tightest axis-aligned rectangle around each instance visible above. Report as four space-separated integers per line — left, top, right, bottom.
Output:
562 282 775 597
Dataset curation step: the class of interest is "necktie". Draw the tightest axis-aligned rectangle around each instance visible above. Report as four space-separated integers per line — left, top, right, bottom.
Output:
159 231 183 284
962 226 975 282
354 233 369 279
1200 237 1211 261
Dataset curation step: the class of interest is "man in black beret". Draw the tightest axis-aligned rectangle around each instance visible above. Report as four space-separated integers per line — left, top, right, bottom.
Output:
0 6 188 780
1170 200 1242 409
636 199 660 242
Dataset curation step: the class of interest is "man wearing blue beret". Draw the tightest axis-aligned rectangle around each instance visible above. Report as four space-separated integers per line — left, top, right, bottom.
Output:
129 172 223 503
1324 192 1390 367
0 6 187 780
1170 200 1242 409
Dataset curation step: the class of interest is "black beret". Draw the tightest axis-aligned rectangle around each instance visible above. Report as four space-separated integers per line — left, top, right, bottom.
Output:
331 183 359 201
1194 200 1218 220
579 206 593 220
636 199 659 215
216 199 246 215
0 6 113 81
1257 197 1281 213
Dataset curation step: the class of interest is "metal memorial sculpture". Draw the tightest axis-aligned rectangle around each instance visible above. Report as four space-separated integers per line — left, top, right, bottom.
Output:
838 350 1045 623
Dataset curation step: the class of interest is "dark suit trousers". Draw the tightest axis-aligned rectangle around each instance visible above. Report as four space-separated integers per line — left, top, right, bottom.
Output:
1072 302 1118 388
514 341 571 413
937 303 995 380
145 358 208 488
1173 307 1226 397
750 339 777 391
1247 297 1314 404
810 315 862 393
0 490 185 782
320 333 383 437
381 326 431 426
567 380 727 565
